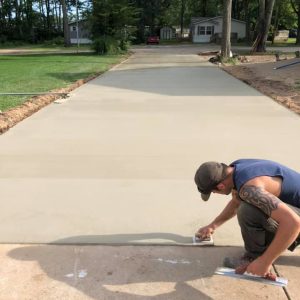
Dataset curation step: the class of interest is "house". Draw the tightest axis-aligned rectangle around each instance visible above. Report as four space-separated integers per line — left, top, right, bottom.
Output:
160 26 176 40
191 16 246 43
174 26 190 38
274 30 289 42
69 20 92 44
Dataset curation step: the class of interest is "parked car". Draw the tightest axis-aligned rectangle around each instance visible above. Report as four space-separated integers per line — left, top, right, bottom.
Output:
147 36 159 44
289 29 297 38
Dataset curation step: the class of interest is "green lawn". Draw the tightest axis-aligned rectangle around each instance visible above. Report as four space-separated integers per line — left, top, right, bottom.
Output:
0 42 91 50
266 38 298 46
0 53 125 111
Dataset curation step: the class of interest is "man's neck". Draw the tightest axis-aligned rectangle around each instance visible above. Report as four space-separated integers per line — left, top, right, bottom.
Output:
227 166 235 189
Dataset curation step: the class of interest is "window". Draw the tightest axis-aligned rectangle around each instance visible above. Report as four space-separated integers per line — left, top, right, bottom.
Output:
72 26 77 31
206 26 213 35
197 26 205 35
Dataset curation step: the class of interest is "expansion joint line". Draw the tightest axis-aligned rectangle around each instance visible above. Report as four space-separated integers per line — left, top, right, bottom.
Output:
272 264 291 300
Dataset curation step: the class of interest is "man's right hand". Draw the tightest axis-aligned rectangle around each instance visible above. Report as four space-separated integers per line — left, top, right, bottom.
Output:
196 224 215 238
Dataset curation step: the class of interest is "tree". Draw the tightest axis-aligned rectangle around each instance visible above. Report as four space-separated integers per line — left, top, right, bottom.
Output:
243 0 251 44
180 0 187 37
92 0 138 39
290 0 300 44
221 0 232 59
61 0 70 46
252 0 276 52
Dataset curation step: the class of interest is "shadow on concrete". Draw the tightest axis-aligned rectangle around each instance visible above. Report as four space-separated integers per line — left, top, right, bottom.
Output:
275 253 300 267
8 233 246 300
48 232 199 245
88 66 260 97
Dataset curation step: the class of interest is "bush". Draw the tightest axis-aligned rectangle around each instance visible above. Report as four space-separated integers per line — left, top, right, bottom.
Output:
42 37 64 46
105 36 119 54
92 36 130 55
92 36 121 55
119 39 130 51
92 37 107 54
0 40 25 47
0 35 8 43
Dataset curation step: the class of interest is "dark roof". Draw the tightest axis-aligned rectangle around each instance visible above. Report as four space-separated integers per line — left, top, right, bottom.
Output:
191 17 210 25
68 19 88 26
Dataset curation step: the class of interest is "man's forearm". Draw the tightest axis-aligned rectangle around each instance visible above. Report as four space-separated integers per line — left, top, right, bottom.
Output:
261 220 300 265
211 199 239 229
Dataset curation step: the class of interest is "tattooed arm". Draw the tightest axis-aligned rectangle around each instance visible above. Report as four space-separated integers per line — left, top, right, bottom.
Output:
239 183 300 276
196 190 240 238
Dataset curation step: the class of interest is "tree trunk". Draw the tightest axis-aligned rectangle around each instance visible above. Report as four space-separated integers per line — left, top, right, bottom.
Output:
292 0 300 45
61 0 70 46
244 0 251 44
271 0 281 44
252 0 275 52
25 0 34 42
180 0 186 38
58 1 62 31
38 0 46 31
54 0 59 32
45 0 51 37
14 0 23 38
0 0 4 31
297 8 300 45
221 0 232 59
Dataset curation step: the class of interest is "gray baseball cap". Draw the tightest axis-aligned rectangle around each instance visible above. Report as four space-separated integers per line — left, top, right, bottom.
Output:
194 162 228 201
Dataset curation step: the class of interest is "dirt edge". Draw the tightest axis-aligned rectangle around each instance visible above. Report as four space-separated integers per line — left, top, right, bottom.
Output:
222 65 300 116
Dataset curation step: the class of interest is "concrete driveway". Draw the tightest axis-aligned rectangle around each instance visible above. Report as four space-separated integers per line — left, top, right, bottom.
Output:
1 45 300 245
1 45 300 299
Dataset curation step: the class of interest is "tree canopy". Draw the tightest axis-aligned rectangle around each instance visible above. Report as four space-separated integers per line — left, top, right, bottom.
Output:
0 0 298 46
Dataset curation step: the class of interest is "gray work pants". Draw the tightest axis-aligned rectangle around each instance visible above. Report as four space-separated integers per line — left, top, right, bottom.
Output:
237 201 300 258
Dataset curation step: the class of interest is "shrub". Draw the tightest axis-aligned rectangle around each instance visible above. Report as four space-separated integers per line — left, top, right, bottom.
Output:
0 35 8 43
119 39 130 51
105 36 119 54
92 37 107 54
92 36 121 55
43 37 64 46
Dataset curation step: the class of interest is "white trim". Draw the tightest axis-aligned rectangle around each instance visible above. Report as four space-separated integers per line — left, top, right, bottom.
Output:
193 16 246 26
70 38 92 44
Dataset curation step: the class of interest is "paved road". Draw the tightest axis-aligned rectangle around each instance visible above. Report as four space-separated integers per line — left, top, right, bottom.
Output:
1 45 300 247
1 45 300 299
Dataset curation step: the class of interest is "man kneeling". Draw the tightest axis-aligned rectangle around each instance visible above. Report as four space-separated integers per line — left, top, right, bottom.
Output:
194 159 300 276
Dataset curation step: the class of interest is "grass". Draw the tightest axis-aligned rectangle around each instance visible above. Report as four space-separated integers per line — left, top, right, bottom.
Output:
266 38 298 47
0 41 91 48
159 39 192 45
0 53 125 111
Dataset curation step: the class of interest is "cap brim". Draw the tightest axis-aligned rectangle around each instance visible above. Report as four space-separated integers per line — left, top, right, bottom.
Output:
201 193 211 201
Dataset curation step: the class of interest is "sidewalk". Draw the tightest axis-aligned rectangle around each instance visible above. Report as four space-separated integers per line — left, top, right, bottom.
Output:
0 244 295 299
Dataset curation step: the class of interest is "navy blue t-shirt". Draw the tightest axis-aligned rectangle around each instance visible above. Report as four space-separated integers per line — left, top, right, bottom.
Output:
230 159 300 208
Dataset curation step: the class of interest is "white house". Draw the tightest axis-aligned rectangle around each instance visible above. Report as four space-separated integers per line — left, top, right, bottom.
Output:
69 20 92 44
191 16 246 43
